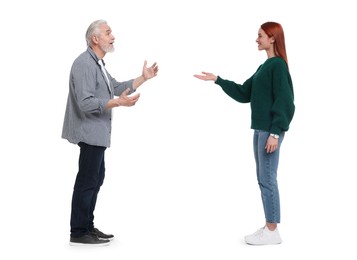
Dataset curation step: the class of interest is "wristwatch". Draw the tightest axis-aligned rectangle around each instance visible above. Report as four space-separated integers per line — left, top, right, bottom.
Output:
270 133 279 139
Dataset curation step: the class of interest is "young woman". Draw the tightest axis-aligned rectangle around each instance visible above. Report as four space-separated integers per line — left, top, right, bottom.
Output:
194 22 295 245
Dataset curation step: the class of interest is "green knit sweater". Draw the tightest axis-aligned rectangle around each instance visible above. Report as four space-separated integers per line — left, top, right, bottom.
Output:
215 57 295 135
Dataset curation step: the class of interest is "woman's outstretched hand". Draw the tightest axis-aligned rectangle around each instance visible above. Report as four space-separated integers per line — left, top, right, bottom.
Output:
193 72 217 82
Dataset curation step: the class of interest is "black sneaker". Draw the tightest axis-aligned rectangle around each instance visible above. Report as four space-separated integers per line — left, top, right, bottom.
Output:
70 233 111 246
90 228 114 241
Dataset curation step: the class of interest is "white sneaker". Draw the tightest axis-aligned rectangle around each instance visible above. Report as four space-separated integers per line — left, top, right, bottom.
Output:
245 226 282 245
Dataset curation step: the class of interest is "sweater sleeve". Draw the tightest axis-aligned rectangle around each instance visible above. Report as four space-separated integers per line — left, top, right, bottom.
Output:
215 75 253 103
270 60 295 135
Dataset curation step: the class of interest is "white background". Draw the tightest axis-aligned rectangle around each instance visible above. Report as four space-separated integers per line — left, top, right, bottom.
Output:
1 0 356 259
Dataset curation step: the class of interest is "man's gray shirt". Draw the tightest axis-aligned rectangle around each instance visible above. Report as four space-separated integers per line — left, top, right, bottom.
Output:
62 47 135 147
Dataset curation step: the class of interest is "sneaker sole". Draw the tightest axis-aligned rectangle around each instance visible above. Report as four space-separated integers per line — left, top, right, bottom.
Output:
69 240 111 247
245 240 282 245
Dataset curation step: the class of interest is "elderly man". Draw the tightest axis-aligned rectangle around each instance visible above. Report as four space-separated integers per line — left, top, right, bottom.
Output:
62 19 158 246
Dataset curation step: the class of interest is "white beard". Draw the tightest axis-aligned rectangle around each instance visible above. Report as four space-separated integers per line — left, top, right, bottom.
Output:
100 43 115 53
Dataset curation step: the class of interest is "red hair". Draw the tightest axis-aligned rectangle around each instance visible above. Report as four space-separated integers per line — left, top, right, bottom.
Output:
261 22 289 68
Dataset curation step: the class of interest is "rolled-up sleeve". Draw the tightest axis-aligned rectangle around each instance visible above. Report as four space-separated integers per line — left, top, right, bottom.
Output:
72 63 109 114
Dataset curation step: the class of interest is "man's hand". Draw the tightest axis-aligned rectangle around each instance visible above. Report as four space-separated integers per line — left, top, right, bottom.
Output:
106 88 140 109
142 60 159 81
133 61 159 90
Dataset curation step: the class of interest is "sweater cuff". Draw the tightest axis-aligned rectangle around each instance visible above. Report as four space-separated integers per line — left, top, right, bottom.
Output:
270 126 282 135
215 76 222 85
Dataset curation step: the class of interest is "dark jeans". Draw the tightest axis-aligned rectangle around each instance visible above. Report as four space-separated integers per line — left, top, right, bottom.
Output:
70 142 106 238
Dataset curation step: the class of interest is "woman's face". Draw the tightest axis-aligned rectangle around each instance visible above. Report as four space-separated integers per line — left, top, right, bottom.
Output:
256 28 274 52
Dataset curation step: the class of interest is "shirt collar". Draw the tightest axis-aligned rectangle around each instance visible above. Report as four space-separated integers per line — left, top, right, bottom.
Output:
87 47 105 66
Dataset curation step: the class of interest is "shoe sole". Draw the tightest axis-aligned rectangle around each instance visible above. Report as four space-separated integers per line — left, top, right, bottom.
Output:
69 241 111 247
245 240 282 245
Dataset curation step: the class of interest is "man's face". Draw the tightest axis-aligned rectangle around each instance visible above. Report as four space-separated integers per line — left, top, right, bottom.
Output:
97 23 115 53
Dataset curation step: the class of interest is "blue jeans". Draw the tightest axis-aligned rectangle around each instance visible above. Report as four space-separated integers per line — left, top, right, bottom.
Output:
253 130 284 223
70 142 106 237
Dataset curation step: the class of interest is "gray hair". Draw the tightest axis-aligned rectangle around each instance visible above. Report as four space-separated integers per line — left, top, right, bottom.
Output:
85 19 107 47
